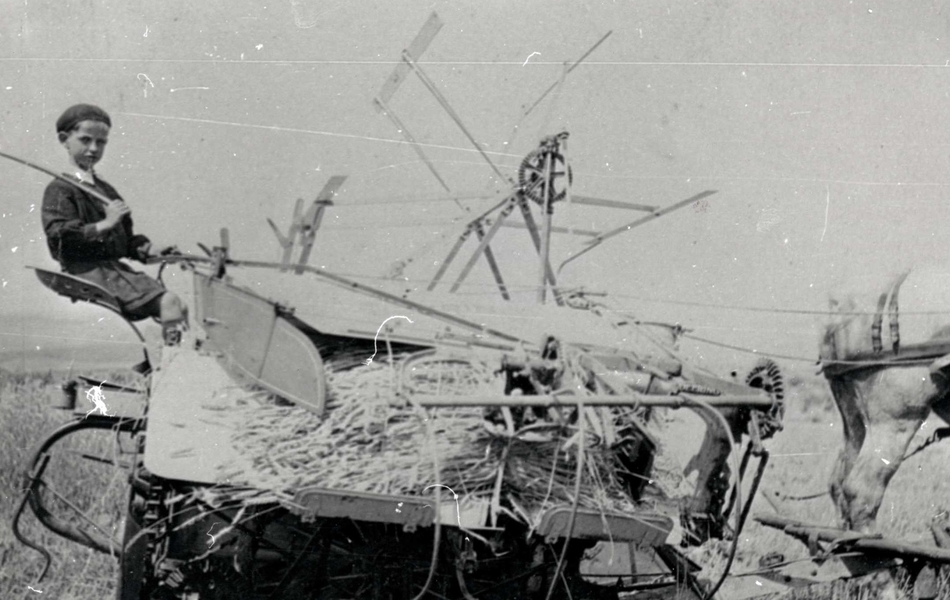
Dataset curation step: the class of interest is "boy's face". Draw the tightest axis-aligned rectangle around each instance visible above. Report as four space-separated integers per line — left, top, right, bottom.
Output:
59 120 110 171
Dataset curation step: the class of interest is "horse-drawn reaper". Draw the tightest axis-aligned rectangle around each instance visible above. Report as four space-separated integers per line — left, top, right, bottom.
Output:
8 13 788 600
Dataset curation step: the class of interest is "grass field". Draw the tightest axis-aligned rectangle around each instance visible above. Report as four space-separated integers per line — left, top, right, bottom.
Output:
0 369 948 599
0 369 139 600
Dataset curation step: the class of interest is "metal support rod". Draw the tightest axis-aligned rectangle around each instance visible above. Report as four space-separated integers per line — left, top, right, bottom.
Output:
537 148 555 305
234 258 528 343
538 210 554 304
411 393 775 408
11 454 52 584
736 451 769 540
722 442 753 521
755 514 950 563
517 199 562 305
37 479 123 550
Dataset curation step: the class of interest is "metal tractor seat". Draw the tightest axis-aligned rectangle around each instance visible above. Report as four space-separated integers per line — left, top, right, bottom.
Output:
28 266 151 372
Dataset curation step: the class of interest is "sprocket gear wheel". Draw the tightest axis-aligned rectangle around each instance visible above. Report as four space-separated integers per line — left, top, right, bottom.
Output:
745 358 785 439
518 142 573 206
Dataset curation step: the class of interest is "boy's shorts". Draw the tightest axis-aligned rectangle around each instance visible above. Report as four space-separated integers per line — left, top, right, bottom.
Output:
68 261 166 320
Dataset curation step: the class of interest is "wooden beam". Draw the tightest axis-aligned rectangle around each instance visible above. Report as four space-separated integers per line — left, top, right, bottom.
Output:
373 99 451 193
449 198 516 293
376 12 443 104
559 190 717 274
427 227 473 291
489 220 599 237
295 175 347 274
571 195 658 212
516 198 560 293
473 221 510 300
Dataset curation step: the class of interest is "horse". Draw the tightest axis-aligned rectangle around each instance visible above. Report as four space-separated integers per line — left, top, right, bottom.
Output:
820 267 950 531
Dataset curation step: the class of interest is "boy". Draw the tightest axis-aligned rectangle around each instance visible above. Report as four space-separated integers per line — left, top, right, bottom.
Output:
41 103 187 345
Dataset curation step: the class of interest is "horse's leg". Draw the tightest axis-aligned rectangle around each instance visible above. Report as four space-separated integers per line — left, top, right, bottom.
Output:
839 367 937 532
826 376 866 529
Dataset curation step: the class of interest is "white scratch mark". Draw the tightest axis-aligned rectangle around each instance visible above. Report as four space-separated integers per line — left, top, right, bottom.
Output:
170 87 211 93
363 315 414 365
423 484 463 529
207 523 217 547
881 458 890 465
85 381 112 417
5 86 12 91
255 44 264 51
820 185 830 242
11 246 18 253
790 110 812 115
143 25 149 38
27 586 42 593
136 73 155 98
523 51 541 67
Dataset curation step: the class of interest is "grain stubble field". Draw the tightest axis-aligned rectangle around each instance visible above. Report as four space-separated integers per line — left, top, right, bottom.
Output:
1 370 948 599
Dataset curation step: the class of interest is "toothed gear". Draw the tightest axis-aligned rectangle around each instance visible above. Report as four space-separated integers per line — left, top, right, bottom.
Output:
745 358 785 439
518 134 573 206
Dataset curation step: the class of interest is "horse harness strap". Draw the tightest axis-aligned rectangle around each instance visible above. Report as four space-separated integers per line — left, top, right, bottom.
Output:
822 340 950 377
871 270 910 354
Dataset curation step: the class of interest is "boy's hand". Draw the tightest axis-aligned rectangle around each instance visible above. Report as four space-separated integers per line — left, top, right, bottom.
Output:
102 199 131 228
135 241 153 260
136 243 180 261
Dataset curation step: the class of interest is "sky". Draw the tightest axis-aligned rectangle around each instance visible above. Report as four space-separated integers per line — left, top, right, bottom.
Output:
2 1 950 375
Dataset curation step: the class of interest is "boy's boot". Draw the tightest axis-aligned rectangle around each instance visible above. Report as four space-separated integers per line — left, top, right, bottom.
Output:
162 307 189 347
162 322 183 346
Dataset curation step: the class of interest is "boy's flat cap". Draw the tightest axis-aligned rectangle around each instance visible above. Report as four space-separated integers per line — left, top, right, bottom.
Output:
56 104 112 133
